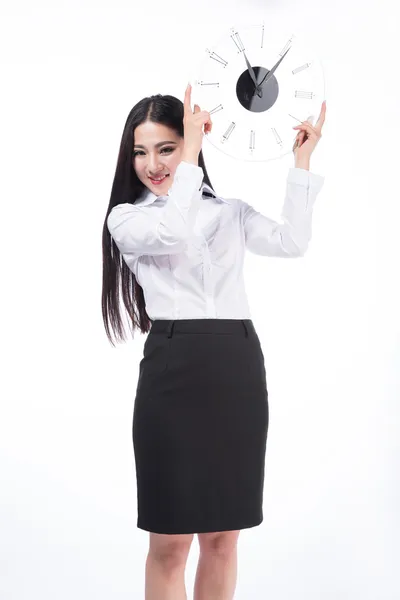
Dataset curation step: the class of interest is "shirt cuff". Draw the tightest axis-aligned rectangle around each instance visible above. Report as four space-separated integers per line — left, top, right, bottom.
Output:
288 167 325 194
173 161 204 191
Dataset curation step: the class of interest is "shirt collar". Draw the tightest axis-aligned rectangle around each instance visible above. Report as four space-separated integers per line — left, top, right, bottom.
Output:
136 182 231 206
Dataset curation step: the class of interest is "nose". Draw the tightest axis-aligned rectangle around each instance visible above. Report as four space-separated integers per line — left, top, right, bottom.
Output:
147 153 163 175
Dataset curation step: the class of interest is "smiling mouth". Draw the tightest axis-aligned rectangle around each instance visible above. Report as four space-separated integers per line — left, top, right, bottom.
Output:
149 174 170 185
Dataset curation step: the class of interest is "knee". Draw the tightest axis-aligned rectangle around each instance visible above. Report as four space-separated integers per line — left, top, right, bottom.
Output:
198 530 240 559
149 535 193 573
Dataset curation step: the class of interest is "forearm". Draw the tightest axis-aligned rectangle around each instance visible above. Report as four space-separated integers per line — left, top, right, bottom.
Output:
294 157 310 171
107 162 204 256
181 146 199 166
242 167 325 257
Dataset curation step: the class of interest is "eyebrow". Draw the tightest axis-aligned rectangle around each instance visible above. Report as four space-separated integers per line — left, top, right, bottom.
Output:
133 141 178 149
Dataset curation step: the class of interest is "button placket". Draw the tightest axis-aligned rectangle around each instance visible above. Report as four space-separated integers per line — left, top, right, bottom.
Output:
201 239 216 316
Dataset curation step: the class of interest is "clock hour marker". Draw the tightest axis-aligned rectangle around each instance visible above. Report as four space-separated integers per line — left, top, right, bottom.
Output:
295 90 314 100
249 130 255 153
209 104 224 115
292 63 311 75
196 81 220 87
230 29 245 53
206 48 228 67
271 128 283 147
221 122 236 143
279 36 294 57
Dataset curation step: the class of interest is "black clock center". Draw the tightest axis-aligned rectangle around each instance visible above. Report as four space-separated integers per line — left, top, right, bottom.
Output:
236 67 279 113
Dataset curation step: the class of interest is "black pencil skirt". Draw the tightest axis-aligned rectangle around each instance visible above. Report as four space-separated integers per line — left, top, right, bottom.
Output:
132 318 269 535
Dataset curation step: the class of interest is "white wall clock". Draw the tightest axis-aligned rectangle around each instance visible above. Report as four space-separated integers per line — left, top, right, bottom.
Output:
190 22 325 162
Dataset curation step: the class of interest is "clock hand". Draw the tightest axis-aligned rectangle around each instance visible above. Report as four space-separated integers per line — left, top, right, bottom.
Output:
242 51 263 98
259 45 291 88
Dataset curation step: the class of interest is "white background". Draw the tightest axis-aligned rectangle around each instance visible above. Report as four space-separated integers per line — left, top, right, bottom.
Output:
0 0 399 598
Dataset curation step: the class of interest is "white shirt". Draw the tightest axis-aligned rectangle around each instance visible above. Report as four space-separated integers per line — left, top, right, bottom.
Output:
107 161 325 321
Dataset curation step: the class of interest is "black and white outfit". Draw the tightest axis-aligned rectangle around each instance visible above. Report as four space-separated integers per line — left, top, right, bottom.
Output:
107 161 325 535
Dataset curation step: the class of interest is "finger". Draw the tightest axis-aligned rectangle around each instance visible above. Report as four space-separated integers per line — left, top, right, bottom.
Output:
293 130 305 150
194 103 201 114
293 124 312 132
293 123 318 137
302 119 317 132
204 118 213 134
296 130 305 145
315 100 326 131
293 130 302 147
184 84 192 115
195 110 210 123
293 127 318 146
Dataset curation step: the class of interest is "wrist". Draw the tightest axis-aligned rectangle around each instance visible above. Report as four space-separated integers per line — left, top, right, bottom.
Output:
181 150 199 166
295 158 310 171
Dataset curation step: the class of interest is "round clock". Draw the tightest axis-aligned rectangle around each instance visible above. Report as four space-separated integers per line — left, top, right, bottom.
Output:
189 23 325 162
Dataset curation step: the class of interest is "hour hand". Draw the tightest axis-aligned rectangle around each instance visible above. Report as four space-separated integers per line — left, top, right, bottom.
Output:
243 51 263 98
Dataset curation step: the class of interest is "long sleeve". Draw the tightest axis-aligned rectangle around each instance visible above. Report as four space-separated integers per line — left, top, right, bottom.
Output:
107 161 204 258
241 167 325 257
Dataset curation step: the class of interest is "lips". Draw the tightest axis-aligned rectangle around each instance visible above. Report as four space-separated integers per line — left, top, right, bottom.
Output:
149 174 169 185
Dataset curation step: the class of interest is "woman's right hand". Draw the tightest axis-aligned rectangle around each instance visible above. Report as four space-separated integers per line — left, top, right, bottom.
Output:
182 83 212 165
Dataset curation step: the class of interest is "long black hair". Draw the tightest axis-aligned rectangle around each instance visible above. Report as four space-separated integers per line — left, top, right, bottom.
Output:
101 94 215 346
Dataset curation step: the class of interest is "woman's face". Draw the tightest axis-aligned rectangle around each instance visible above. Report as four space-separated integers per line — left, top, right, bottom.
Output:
133 121 184 196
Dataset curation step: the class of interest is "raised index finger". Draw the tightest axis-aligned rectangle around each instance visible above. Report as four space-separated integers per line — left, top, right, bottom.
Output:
184 84 192 115
315 100 326 131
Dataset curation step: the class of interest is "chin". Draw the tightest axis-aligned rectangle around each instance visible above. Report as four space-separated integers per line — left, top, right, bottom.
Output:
153 178 174 195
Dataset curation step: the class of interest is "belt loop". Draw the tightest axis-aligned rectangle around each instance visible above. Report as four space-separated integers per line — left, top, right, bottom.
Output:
167 320 175 338
241 320 249 337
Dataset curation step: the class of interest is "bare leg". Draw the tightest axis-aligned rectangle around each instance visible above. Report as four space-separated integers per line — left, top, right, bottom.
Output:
145 532 194 600
194 530 240 600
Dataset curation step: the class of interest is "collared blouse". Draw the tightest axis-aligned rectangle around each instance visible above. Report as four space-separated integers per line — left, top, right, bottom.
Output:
107 161 325 320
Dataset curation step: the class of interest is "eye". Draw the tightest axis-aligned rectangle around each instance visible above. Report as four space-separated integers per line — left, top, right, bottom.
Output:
133 147 174 157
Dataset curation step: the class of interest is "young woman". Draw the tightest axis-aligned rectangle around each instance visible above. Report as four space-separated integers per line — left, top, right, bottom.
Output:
102 84 326 600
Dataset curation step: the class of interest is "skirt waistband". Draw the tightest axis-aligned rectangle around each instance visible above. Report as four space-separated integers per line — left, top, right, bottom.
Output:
149 319 254 338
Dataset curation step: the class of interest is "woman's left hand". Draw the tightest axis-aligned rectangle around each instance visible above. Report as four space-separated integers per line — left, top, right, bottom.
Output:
292 101 326 160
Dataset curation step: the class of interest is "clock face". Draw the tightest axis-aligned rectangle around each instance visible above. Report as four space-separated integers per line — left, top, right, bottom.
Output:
190 24 325 162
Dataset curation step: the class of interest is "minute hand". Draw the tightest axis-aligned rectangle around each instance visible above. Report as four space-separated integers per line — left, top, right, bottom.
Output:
258 46 292 88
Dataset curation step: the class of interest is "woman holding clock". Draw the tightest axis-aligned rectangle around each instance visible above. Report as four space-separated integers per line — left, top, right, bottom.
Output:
102 83 326 599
